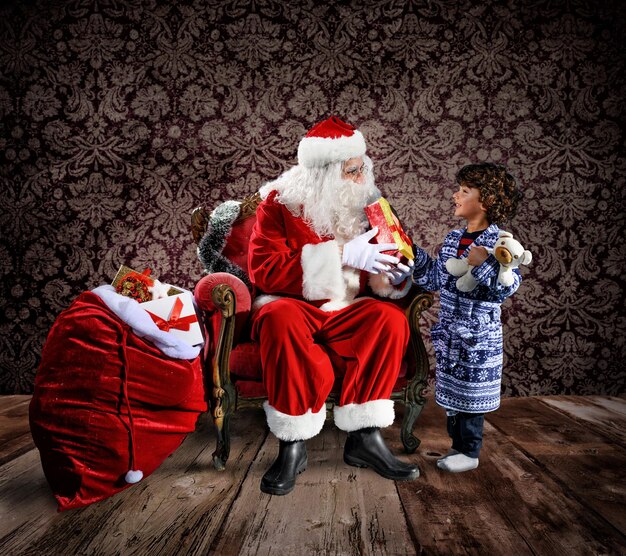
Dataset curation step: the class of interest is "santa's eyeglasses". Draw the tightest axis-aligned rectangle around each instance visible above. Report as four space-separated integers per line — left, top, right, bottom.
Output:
342 164 368 178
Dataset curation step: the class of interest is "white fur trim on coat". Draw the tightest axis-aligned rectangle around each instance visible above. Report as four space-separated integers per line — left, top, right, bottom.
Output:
302 240 345 301
318 298 365 312
368 272 412 299
334 399 395 432
318 267 363 311
259 182 275 200
297 131 366 168
92 285 201 360
263 401 326 441
251 294 283 312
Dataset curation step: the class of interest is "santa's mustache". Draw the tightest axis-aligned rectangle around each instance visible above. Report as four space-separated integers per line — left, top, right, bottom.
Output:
302 178 380 240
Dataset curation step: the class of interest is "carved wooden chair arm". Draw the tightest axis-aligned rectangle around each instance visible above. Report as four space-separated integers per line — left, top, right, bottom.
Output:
405 289 434 383
194 272 252 470
191 206 210 244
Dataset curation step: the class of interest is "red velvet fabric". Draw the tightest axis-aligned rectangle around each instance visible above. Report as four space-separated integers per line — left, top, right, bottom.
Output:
229 341 262 380
198 207 413 402
29 291 206 511
221 214 256 275
195 272 252 377
251 298 409 416
233 366 408 400
230 343 407 391
235 380 267 398
194 272 252 314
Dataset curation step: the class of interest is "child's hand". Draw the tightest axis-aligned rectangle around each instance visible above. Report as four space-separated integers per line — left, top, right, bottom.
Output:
467 246 489 266
385 259 414 285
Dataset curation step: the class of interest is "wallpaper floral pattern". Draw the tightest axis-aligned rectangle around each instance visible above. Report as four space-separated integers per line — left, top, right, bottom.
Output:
1 0 624 395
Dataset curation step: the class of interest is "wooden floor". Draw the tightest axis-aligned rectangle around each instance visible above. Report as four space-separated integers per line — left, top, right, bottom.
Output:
1 395 625 555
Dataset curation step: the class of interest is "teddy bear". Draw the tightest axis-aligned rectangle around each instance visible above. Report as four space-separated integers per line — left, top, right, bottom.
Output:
445 230 532 292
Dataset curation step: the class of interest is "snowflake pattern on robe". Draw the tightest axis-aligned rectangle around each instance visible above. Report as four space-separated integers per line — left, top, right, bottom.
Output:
412 224 522 413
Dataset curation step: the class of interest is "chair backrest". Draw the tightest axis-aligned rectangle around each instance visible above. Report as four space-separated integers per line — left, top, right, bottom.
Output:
194 192 262 286
220 192 261 278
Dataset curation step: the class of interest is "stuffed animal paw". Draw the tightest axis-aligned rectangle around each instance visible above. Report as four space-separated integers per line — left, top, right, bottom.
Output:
445 257 479 292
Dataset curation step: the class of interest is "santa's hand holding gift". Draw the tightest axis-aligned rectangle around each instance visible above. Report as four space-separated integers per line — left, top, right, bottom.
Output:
248 116 419 496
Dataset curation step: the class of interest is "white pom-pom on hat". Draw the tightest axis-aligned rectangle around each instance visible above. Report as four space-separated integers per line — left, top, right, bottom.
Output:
125 469 144 484
297 116 366 168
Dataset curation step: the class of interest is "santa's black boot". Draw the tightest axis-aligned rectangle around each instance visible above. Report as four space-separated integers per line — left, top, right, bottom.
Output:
260 440 308 495
344 427 419 481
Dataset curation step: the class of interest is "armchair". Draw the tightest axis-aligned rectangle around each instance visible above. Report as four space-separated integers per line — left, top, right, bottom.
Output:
192 193 433 470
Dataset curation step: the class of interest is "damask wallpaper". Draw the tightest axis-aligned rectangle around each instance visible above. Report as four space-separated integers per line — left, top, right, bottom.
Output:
1 0 624 395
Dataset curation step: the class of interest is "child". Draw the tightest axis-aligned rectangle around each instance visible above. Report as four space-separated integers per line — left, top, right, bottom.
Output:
392 162 524 472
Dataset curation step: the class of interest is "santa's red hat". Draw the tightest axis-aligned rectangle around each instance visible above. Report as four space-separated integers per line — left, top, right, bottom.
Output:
297 116 366 168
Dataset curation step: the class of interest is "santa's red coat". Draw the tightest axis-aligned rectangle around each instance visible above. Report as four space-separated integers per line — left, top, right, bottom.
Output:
247 190 410 441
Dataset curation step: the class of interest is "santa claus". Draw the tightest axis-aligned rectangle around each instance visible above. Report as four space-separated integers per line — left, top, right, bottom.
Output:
249 116 418 495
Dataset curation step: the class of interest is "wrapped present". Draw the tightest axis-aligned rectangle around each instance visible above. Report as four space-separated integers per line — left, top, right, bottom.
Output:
141 291 204 347
112 265 155 302
112 265 183 302
364 197 414 261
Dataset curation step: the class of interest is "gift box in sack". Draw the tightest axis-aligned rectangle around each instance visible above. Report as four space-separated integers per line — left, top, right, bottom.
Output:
141 291 204 347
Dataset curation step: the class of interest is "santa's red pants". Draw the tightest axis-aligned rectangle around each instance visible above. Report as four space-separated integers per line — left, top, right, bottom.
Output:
250 297 409 441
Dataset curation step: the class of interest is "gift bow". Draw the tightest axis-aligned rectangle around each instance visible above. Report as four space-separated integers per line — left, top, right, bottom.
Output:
147 297 196 332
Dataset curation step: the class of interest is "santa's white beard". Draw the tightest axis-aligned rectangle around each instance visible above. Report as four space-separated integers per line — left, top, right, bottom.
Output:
261 159 381 242
306 176 379 241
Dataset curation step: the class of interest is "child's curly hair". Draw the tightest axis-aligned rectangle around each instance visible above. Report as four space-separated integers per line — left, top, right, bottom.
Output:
456 163 522 225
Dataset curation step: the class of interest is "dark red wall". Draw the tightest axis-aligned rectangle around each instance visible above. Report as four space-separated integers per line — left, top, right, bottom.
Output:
1 0 624 395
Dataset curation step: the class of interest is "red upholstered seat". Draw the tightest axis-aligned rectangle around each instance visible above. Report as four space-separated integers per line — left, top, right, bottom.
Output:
230 342 262 380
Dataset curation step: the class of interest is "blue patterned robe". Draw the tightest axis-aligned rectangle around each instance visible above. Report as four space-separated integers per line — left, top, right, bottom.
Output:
412 224 522 413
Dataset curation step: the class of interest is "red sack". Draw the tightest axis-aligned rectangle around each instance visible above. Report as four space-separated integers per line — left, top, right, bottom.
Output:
29 291 207 511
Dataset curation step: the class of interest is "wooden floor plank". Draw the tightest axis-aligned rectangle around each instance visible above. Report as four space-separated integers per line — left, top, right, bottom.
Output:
0 395 34 466
2 396 626 554
0 411 268 556
0 395 31 415
541 395 626 446
0 448 58 545
0 433 35 467
393 402 532 555
588 395 626 417
488 397 626 536
0 395 32 462
392 400 626 555
210 421 416 556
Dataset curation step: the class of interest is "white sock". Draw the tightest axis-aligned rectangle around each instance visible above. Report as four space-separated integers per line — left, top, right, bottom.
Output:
437 453 479 473
436 448 459 464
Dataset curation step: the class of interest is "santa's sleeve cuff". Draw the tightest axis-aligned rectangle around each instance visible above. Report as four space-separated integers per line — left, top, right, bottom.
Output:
302 240 345 301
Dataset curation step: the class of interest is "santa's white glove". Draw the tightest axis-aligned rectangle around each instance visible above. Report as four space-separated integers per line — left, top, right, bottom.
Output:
342 227 399 274
385 259 414 285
